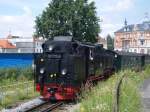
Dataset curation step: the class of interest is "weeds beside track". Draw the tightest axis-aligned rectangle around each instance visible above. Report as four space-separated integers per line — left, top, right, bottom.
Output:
76 66 150 112
0 81 39 110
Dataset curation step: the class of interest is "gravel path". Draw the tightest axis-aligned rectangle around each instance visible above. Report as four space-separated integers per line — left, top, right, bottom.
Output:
140 78 150 112
1 97 45 112
53 103 80 112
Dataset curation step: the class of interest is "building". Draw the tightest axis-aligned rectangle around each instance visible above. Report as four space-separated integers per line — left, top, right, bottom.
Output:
34 37 45 53
0 35 45 53
7 34 33 46
97 36 107 49
114 17 150 54
16 42 34 53
0 39 17 53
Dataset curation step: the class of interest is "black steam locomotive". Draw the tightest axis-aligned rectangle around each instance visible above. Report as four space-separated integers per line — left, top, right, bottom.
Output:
34 36 150 100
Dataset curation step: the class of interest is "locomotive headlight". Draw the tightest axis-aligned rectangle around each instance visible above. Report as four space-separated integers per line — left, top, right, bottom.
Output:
61 69 67 75
50 74 53 78
54 74 57 77
40 68 45 74
49 45 53 51
90 57 94 61
40 58 44 62
115 54 118 58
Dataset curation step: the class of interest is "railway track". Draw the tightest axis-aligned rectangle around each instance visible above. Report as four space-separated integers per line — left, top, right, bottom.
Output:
25 101 63 112
113 74 126 112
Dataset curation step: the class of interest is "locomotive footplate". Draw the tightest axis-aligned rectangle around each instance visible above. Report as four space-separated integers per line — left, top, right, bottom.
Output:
39 84 80 100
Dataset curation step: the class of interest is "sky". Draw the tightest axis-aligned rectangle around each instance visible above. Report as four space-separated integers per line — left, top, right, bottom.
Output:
0 0 150 38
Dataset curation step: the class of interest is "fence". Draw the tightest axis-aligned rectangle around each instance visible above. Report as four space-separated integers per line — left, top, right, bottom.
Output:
0 53 34 68
0 81 39 110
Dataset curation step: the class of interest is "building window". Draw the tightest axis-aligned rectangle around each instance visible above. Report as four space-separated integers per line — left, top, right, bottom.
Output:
18 49 21 53
140 40 145 45
140 49 145 54
141 33 143 36
135 40 137 46
134 49 137 53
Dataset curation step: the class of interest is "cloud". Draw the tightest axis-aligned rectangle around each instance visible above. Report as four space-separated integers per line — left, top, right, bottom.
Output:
0 0 51 38
87 0 132 37
23 6 32 15
99 14 123 37
101 0 134 12
92 0 134 37
101 23 122 37
0 6 34 38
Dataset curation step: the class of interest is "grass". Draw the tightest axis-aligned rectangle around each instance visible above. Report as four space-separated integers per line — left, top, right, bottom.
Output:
0 67 33 84
0 68 39 110
0 81 39 110
75 65 150 112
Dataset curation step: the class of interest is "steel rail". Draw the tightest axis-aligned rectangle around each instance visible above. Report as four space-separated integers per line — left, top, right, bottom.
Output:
113 74 126 112
41 102 63 112
24 101 49 112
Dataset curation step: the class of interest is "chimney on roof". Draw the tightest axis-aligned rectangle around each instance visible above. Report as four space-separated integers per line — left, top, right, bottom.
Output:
124 18 128 32
124 18 127 26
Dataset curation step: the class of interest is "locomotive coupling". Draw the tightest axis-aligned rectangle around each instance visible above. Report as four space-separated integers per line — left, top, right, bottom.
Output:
47 88 57 95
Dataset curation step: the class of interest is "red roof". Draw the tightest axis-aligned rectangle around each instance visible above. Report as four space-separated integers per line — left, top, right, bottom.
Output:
0 40 16 48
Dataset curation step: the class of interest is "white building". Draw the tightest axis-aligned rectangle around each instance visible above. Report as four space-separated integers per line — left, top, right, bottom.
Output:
34 37 45 53
0 35 45 53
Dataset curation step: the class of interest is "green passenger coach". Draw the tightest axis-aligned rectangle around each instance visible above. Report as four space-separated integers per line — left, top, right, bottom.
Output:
111 51 144 71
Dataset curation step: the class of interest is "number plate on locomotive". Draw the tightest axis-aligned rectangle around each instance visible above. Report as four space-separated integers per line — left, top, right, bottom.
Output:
48 54 61 58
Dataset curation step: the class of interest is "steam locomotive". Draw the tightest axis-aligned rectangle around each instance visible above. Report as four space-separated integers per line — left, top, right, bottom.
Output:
34 36 150 101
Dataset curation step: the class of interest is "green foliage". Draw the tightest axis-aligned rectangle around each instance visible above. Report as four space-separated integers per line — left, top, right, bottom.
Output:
0 68 33 83
0 81 39 110
107 34 114 50
35 0 100 43
0 68 38 110
76 67 150 112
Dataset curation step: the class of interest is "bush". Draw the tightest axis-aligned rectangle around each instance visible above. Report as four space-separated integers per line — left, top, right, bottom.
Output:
0 68 38 110
75 66 150 112
0 68 33 83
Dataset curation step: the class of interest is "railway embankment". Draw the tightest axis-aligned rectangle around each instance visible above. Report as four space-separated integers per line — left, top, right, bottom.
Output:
75 66 150 112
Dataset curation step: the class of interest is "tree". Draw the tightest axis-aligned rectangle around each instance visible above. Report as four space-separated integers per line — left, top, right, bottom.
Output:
35 0 100 43
107 34 114 50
